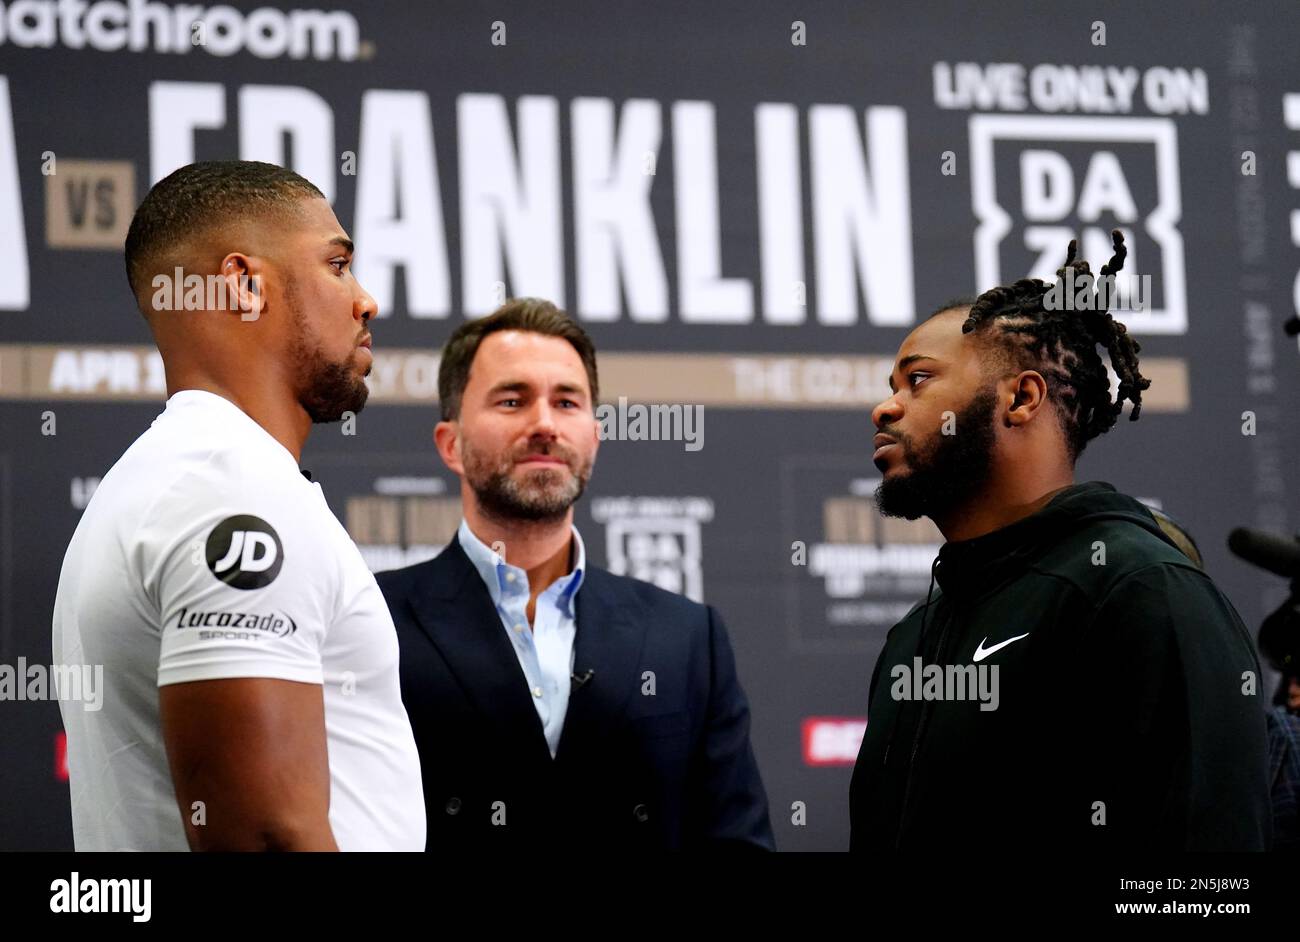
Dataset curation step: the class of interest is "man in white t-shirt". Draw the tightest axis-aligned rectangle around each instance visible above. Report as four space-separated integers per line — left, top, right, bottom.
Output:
51 160 424 851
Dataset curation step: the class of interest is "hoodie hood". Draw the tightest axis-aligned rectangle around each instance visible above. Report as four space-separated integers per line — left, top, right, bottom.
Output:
931 481 1176 599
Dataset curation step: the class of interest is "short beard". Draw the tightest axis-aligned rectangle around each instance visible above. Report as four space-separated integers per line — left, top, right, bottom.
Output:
290 278 370 424
462 436 592 525
875 386 998 524
300 352 369 424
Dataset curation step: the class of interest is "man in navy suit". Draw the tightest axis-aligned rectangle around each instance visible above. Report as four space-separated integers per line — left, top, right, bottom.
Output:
377 298 774 851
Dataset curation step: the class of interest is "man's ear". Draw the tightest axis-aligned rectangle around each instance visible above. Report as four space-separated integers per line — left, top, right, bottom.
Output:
1005 370 1050 428
220 253 264 323
434 420 464 475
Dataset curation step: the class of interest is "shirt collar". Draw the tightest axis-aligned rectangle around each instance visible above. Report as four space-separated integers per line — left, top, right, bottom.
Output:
933 482 1112 597
457 519 586 617
164 389 303 476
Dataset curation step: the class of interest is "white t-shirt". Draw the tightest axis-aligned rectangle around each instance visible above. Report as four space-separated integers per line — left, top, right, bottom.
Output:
52 390 425 851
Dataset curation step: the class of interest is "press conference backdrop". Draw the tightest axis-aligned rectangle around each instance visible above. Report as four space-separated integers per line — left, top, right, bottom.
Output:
2 0 1299 851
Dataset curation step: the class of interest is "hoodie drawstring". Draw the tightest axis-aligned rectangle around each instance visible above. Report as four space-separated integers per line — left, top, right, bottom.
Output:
879 554 942 774
918 555 940 642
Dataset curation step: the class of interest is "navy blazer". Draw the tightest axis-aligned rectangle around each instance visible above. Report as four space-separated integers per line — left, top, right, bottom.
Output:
376 535 775 851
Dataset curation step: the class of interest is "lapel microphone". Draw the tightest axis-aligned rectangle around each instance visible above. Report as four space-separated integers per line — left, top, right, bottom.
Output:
570 669 594 692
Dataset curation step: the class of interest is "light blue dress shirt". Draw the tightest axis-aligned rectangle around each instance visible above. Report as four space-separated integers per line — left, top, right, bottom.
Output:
457 519 586 759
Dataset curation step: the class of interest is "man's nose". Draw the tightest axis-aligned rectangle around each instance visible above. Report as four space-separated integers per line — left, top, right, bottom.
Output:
871 394 903 431
354 284 378 322
527 399 559 437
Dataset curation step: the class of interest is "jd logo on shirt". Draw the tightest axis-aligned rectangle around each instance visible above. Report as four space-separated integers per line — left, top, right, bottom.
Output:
206 515 284 589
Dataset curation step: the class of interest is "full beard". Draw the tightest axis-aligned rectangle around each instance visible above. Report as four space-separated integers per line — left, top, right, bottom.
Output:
462 437 592 524
291 282 369 424
875 387 998 523
300 347 370 423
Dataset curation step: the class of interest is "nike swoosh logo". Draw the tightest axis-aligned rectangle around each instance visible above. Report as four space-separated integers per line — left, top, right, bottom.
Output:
972 632 1030 662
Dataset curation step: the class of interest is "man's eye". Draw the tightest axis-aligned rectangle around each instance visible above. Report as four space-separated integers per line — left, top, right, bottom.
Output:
558 399 578 408
908 372 930 388
498 398 520 407
331 258 348 273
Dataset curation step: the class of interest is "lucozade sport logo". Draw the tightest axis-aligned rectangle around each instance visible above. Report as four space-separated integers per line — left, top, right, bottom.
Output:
969 115 1187 335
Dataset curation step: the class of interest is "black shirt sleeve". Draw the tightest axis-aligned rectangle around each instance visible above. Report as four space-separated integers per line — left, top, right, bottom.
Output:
1074 562 1271 850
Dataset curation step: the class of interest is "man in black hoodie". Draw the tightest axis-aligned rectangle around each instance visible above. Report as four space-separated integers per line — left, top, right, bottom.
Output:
851 232 1270 851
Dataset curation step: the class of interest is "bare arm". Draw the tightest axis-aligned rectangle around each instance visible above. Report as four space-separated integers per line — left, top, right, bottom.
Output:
160 678 337 851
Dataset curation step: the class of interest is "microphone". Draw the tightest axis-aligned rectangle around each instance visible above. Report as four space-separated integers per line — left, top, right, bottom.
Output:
1228 527 1300 578
570 669 594 692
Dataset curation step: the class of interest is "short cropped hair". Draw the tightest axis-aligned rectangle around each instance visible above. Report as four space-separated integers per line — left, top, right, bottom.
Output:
124 160 324 303
438 298 599 421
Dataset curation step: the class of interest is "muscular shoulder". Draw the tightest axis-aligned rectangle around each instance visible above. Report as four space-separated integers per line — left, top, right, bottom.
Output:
1033 516 1201 601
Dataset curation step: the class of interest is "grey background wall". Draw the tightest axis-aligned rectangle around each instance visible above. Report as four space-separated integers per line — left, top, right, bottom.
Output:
2 0 1299 850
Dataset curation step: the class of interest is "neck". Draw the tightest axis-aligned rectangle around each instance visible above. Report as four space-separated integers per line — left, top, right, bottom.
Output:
933 464 1074 543
165 367 311 463
462 500 575 594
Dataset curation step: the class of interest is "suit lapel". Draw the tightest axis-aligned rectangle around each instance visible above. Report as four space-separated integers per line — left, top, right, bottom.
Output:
408 537 551 762
556 568 649 761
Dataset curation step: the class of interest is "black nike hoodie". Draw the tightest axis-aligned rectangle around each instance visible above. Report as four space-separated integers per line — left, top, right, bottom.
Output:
849 481 1271 851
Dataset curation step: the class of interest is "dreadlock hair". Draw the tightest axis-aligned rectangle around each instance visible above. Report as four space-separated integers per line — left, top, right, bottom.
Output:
958 229 1151 461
